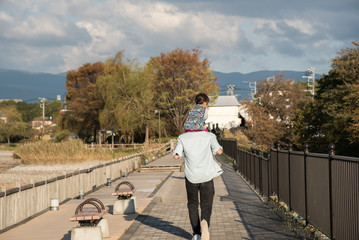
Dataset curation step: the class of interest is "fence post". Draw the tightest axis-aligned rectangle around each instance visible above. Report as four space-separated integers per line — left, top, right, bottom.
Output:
259 151 263 196
328 143 335 240
304 143 309 226
250 148 254 185
267 147 271 198
254 149 257 189
276 143 280 199
288 143 292 211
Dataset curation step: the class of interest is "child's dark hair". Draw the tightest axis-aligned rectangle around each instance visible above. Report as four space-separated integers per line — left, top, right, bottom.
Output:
195 93 209 104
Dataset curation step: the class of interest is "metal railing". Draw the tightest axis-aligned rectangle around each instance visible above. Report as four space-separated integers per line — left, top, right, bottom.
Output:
219 138 359 240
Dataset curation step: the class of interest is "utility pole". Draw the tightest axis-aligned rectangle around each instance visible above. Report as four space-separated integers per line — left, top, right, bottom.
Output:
267 76 275 82
226 84 235 96
39 97 47 137
243 81 257 100
302 67 315 97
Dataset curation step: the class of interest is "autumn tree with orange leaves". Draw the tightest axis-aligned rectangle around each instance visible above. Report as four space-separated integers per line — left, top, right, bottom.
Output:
148 48 219 134
62 62 104 141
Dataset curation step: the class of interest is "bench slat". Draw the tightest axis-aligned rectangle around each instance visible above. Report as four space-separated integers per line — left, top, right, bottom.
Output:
112 188 136 196
69 208 106 221
69 198 108 222
112 191 133 196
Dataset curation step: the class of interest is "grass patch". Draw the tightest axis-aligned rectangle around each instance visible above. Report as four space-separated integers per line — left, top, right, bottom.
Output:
0 144 19 151
268 196 330 240
14 139 140 165
217 153 234 164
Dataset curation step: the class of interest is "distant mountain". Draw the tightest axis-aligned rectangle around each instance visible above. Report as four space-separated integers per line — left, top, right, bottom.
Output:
0 68 322 103
0 68 67 102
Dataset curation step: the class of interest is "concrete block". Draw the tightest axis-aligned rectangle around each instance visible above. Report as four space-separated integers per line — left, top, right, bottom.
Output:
71 226 102 240
97 218 110 238
113 196 136 215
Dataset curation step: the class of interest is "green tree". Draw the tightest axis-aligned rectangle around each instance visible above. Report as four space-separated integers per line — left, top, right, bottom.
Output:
97 51 157 144
148 48 219 135
346 84 359 143
16 101 42 122
294 41 359 155
64 62 104 141
0 105 28 144
46 100 63 119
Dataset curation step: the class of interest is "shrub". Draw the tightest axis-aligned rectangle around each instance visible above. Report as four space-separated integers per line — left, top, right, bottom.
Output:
14 139 133 165
54 130 72 142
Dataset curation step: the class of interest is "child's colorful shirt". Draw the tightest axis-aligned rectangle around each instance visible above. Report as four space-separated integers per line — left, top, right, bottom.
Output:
184 104 207 131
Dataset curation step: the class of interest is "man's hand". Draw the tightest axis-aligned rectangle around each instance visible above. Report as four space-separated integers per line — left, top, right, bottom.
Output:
216 148 223 155
173 154 180 160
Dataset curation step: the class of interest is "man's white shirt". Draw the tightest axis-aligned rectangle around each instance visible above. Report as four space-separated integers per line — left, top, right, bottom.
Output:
173 132 223 184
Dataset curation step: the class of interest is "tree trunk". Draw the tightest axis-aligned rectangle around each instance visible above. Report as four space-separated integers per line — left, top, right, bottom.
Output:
7 137 10 146
145 123 150 145
93 128 97 143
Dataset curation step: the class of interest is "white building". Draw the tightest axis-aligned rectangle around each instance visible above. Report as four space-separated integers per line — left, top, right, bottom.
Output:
31 117 56 130
206 95 245 130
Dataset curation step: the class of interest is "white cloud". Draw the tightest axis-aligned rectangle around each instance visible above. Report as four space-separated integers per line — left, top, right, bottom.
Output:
10 15 66 39
284 19 315 36
118 1 184 32
0 0 358 74
0 11 13 22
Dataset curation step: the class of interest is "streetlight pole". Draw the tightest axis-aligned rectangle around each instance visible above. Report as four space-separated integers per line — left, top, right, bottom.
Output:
39 97 47 137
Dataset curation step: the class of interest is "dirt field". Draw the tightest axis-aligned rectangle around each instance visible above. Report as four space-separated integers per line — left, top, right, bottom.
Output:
0 151 110 190
0 151 18 173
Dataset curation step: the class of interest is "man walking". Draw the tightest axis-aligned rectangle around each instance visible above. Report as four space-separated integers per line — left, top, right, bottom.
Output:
173 93 223 240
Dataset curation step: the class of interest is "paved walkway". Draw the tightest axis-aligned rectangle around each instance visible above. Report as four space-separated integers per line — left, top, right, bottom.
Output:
121 155 300 240
0 155 179 240
0 153 302 240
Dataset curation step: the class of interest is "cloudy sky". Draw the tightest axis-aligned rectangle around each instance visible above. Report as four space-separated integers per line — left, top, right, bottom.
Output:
0 0 358 75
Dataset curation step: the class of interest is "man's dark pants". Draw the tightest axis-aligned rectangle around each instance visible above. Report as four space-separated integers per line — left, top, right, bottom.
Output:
185 177 215 235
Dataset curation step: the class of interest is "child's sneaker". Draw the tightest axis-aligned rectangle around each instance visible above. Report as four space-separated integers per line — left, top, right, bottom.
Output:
201 219 209 240
191 234 201 240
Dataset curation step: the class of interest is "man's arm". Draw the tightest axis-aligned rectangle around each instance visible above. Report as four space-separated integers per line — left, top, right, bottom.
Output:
211 135 223 155
172 138 183 159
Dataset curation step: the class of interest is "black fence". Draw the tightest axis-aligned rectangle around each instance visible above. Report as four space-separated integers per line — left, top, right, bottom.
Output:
219 138 359 240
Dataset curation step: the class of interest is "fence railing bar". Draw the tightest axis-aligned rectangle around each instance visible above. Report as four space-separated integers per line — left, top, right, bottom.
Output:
333 156 359 163
304 143 309 226
328 144 335 239
288 143 292 212
276 145 280 200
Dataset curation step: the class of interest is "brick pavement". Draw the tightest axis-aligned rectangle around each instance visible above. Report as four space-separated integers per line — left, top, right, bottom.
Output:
219 156 299 240
121 155 301 240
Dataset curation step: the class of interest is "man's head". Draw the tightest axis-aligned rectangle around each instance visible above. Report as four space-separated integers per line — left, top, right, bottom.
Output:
195 93 209 106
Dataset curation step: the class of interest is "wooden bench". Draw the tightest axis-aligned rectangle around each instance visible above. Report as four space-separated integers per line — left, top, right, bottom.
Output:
112 181 136 199
70 198 108 226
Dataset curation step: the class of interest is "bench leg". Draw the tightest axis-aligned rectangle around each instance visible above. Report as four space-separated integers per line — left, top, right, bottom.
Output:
96 218 110 238
113 196 136 215
71 226 102 240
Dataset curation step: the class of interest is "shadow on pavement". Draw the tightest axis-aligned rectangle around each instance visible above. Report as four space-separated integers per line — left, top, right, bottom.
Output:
128 214 192 239
171 175 185 180
218 156 300 240
61 230 71 240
